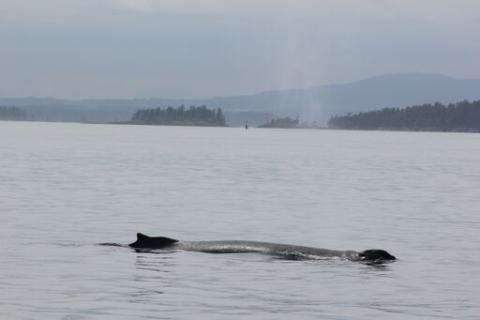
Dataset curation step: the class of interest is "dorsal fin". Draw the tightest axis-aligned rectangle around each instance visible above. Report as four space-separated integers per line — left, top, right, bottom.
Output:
129 233 178 248
137 233 150 241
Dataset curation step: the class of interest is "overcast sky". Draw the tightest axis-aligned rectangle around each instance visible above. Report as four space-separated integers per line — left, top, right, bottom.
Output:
1 0 479 99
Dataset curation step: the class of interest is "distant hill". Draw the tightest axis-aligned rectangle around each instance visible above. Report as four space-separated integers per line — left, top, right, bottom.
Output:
203 73 480 123
2 73 480 125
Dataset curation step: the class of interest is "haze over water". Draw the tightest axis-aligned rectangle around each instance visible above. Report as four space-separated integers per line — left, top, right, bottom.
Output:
1 122 479 319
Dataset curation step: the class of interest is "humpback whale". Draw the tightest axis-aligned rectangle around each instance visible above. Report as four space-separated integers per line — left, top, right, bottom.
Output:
125 233 396 263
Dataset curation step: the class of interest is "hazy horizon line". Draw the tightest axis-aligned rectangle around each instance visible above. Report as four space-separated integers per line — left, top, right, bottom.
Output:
0 72 476 102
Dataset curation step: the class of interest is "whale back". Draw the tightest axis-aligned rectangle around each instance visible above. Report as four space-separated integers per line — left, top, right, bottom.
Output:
129 233 178 249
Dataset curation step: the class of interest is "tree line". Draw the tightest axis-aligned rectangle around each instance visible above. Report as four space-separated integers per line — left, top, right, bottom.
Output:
131 105 226 126
328 100 480 132
258 116 300 128
0 106 26 121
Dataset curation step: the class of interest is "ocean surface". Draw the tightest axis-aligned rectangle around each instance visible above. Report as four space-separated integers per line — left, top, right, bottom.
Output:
1 121 479 319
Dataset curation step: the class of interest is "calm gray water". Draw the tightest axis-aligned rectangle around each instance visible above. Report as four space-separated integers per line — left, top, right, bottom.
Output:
1 121 479 319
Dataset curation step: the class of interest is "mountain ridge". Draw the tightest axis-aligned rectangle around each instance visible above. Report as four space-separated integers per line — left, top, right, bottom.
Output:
1 73 480 125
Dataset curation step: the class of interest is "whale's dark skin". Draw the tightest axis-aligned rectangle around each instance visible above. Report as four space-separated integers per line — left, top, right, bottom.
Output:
124 233 396 263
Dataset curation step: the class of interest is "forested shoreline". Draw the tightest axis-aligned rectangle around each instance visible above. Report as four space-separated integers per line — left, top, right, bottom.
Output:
328 100 480 132
130 105 226 126
0 106 26 121
258 117 300 128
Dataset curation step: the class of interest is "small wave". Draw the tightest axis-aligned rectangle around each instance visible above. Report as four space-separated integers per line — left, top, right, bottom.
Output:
98 243 126 247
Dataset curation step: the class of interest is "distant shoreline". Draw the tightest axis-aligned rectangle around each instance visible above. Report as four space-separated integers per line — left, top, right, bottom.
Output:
328 100 480 133
109 120 227 127
2 118 480 133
